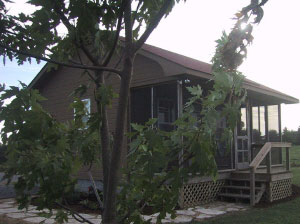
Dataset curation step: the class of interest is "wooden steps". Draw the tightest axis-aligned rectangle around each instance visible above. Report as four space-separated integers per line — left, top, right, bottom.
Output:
219 192 250 199
222 185 263 191
219 172 266 204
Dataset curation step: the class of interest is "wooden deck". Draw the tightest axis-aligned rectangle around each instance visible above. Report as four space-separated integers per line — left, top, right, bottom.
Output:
219 142 293 205
179 142 293 208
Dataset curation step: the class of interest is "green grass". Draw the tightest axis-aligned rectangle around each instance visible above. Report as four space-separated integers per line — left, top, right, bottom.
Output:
292 167 300 186
192 145 300 224
284 145 300 185
194 197 300 224
289 145 300 167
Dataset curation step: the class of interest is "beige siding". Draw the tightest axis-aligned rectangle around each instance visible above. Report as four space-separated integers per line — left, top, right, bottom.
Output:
35 53 169 180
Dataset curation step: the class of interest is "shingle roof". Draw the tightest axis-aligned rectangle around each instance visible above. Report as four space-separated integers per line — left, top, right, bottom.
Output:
141 43 212 74
140 42 299 104
29 40 298 104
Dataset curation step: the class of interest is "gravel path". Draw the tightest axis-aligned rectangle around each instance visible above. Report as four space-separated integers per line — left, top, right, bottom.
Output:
0 198 249 224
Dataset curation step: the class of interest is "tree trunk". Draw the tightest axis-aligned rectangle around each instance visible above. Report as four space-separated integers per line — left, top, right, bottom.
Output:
95 71 111 207
102 54 134 224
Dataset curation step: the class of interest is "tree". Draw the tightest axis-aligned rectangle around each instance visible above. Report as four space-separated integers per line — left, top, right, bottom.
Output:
282 127 300 145
0 0 268 223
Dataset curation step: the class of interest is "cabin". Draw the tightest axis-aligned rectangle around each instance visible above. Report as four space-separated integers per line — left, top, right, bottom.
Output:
29 42 299 207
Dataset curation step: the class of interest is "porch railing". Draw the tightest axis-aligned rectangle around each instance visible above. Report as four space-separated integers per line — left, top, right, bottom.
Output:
249 142 292 206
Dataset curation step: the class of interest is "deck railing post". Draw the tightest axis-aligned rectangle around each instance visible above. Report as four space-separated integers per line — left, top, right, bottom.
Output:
266 150 271 174
250 167 256 206
286 147 290 171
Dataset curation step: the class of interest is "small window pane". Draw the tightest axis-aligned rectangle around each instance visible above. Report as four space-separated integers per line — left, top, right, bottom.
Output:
260 106 265 137
82 99 91 124
268 105 279 141
238 108 247 136
238 152 243 162
238 139 243 150
244 151 248 162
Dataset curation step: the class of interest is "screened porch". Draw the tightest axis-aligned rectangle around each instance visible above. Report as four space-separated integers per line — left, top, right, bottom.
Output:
130 77 287 172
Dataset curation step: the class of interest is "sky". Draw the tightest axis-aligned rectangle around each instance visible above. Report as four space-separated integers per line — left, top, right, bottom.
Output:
1 0 300 130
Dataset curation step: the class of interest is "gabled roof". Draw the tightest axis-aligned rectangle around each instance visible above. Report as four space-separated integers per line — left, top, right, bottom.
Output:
29 41 299 105
138 42 299 105
141 43 212 74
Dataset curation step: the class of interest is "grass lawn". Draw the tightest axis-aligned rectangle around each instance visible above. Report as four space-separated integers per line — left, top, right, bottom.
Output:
193 197 300 224
193 145 300 224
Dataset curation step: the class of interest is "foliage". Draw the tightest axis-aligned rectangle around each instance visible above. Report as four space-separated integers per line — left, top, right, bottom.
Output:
0 0 179 65
0 0 269 223
0 143 7 165
0 83 100 223
117 31 247 223
283 127 300 145
116 1 269 222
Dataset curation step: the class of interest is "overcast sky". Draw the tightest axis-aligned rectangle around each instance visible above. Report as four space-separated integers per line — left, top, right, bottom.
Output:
1 0 300 130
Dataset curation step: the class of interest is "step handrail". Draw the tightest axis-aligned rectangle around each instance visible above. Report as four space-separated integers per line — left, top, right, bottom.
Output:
249 142 292 206
249 142 272 170
250 142 292 170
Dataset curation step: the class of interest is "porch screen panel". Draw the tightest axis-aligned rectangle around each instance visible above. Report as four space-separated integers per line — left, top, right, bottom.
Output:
131 87 151 125
260 106 266 141
153 83 177 132
252 106 266 144
215 118 233 170
183 81 232 170
238 108 247 136
251 106 267 162
268 105 281 165
252 107 260 143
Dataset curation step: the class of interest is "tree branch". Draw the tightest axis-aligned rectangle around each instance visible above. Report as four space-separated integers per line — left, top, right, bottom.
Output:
95 72 111 206
134 0 173 52
87 170 104 209
132 0 143 28
80 44 100 66
0 43 122 75
51 0 100 66
55 202 94 224
51 0 74 31
124 0 133 53
102 0 127 66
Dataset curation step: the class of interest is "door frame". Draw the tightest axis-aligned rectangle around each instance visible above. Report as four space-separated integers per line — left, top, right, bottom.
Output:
235 102 252 170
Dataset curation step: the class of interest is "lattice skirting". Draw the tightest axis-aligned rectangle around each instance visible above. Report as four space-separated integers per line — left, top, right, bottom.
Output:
269 179 292 202
178 180 225 208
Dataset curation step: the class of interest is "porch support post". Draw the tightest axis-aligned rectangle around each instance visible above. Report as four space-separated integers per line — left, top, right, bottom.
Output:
177 80 183 166
234 127 238 170
278 104 283 164
250 167 256 206
286 147 290 171
265 106 269 141
177 80 183 117
278 104 282 141
266 151 271 174
247 101 252 163
151 86 154 119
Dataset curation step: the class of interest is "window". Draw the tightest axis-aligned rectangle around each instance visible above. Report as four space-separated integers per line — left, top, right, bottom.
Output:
81 98 91 124
74 98 91 125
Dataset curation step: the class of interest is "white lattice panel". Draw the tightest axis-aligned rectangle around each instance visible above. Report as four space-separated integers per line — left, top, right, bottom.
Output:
270 179 292 201
179 180 225 208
